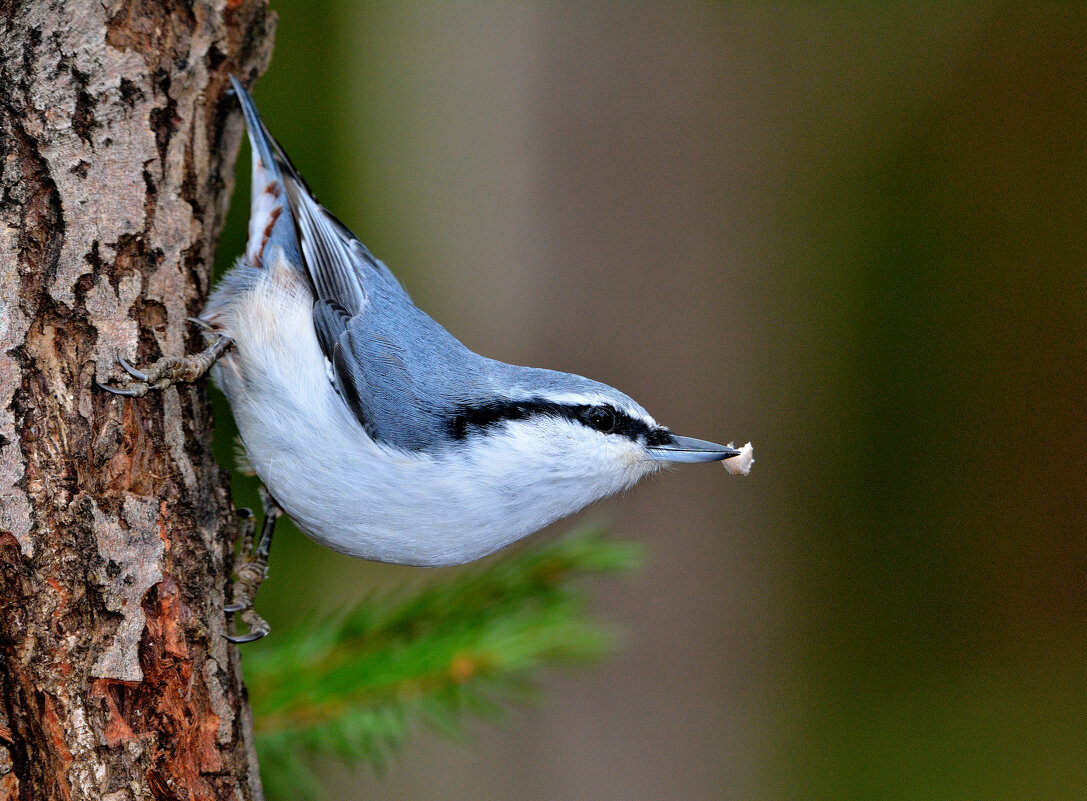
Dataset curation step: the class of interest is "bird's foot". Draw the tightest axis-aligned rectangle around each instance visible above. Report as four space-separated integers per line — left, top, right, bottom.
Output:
225 608 271 644
225 490 281 643
225 553 272 642
97 334 232 398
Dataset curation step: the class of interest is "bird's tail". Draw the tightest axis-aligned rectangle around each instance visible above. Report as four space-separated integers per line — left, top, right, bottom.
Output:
229 76 278 175
229 76 307 271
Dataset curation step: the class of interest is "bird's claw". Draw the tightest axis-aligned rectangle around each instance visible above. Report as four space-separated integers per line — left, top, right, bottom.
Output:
225 608 270 643
98 353 200 397
117 356 149 382
225 562 270 639
225 563 272 641
225 491 281 644
95 380 144 398
96 335 233 399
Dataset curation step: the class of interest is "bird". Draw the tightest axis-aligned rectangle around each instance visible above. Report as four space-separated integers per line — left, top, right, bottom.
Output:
99 76 752 640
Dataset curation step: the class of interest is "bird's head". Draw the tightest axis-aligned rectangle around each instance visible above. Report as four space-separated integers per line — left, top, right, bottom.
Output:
443 367 738 521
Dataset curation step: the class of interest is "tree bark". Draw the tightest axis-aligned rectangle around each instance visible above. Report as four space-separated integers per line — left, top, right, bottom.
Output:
0 1 274 798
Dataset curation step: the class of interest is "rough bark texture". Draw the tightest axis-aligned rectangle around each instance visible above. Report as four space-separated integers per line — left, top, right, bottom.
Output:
0 1 274 798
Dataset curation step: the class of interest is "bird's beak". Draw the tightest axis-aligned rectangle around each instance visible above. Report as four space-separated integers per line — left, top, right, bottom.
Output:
648 435 742 463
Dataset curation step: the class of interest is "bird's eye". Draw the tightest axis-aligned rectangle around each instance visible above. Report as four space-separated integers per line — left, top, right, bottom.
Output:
584 406 617 434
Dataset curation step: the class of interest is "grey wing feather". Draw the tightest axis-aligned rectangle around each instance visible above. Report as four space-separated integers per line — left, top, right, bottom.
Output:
289 191 371 315
312 299 351 361
275 155 412 316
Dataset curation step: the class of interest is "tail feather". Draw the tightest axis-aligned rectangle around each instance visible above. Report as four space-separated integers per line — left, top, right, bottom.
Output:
230 76 305 271
229 75 279 179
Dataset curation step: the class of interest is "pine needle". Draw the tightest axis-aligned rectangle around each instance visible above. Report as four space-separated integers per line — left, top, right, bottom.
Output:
244 529 641 799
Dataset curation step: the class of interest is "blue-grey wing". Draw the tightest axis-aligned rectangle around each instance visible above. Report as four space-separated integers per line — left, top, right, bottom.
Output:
289 188 407 315
314 295 495 450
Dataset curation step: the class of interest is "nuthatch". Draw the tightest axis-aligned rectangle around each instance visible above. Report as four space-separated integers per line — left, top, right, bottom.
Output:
99 77 752 640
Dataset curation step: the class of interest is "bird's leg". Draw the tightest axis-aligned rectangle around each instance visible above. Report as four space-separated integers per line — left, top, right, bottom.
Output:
97 333 233 398
225 487 282 643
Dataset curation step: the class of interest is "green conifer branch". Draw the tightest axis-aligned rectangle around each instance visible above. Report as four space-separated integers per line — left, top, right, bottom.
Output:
243 530 641 798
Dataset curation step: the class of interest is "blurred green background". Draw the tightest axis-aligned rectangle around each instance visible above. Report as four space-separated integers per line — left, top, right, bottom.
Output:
211 4 1087 799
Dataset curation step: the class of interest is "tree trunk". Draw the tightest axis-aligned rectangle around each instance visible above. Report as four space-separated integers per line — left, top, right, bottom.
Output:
0 1 274 798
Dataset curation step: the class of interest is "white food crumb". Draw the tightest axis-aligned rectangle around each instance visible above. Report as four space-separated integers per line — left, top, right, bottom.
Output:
722 442 754 476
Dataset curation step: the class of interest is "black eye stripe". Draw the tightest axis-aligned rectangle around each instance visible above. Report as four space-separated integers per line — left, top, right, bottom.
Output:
448 398 672 445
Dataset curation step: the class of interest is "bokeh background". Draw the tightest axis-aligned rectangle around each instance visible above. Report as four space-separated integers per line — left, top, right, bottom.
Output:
211 4 1087 799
